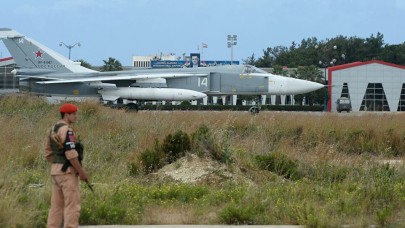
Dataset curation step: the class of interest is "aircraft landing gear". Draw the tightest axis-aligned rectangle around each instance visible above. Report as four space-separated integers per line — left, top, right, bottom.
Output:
125 102 139 112
248 106 260 114
248 95 262 114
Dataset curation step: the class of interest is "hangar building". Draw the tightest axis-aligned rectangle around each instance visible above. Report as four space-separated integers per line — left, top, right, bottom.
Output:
0 57 18 90
328 60 405 112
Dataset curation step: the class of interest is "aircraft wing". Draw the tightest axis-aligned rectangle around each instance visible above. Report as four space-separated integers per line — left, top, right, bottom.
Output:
36 73 209 84
18 75 66 81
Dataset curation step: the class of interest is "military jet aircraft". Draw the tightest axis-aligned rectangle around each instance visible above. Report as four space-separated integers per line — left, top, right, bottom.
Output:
0 28 324 105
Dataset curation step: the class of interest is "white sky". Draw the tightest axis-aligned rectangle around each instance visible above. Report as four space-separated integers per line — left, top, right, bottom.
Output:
1 0 404 66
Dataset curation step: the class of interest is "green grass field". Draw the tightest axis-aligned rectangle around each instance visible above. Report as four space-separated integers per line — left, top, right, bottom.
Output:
1 94 405 227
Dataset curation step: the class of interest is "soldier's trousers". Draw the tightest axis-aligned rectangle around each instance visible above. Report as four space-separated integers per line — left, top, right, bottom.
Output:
47 173 80 228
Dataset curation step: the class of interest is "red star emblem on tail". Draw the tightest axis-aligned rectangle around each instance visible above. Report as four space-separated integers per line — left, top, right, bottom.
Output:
34 50 44 59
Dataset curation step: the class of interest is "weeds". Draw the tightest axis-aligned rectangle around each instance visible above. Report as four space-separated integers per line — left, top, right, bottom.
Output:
135 125 234 174
2 95 405 226
255 152 300 180
219 204 257 225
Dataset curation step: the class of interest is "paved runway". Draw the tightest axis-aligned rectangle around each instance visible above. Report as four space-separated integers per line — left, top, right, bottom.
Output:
80 225 303 228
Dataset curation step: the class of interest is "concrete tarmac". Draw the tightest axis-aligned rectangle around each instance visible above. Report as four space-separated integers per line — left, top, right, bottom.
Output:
80 225 303 228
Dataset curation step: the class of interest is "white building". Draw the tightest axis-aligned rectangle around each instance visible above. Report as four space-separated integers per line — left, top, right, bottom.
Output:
0 57 18 90
132 53 177 68
328 60 405 112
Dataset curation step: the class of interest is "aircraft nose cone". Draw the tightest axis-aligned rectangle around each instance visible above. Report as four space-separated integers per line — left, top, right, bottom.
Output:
286 77 324 94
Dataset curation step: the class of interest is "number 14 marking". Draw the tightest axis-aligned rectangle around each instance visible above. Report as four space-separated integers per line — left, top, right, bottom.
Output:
198 77 207 87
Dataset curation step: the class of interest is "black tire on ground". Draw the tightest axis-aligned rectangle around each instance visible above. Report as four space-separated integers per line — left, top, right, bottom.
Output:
126 103 139 112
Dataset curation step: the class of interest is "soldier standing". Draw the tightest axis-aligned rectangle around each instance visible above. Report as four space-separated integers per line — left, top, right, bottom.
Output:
45 103 88 228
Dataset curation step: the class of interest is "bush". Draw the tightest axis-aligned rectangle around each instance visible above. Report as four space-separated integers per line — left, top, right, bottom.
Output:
139 139 165 174
161 130 191 163
180 100 191 106
219 204 257 225
255 152 300 180
80 190 140 225
191 124 216 157
191 125 233 164
139 148 162 173
136 130 191 174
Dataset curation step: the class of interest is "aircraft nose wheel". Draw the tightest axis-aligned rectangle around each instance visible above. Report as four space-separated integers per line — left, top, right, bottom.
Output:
248 106 260 114
125 103 139 112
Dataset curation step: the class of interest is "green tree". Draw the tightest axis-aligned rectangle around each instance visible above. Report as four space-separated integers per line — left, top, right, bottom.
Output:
380 41 405 65
242 53 257 65
269 38 319 67
77 59 93 69
255 47 275 67
101 57 123 71
296 65 323 82
248 32 405 68
272 65 290 76
380 43 405 65
294 65 324 106
366 32 384 60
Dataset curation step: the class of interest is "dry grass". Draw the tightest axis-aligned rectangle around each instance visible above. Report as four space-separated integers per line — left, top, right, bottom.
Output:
141 205 203 224
1 94 405 226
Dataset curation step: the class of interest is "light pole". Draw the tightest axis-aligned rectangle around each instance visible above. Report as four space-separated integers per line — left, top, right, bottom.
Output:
201 43 208 62
315 45 337 112
59 42 81 60
227 35 237 65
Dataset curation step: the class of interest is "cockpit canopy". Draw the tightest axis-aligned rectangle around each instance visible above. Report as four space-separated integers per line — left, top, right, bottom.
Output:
241 65 268 74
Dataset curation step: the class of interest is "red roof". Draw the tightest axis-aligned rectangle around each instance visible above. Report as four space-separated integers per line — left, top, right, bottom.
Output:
0 57 13 62
329 60 405 72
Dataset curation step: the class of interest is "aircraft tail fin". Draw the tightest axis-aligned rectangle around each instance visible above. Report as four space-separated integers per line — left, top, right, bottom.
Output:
0 28 95 74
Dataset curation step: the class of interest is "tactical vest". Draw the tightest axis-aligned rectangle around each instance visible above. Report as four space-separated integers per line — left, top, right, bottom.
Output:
50 123 69 164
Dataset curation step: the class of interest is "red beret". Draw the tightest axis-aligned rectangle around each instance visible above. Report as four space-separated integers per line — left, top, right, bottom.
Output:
60 103 78 113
